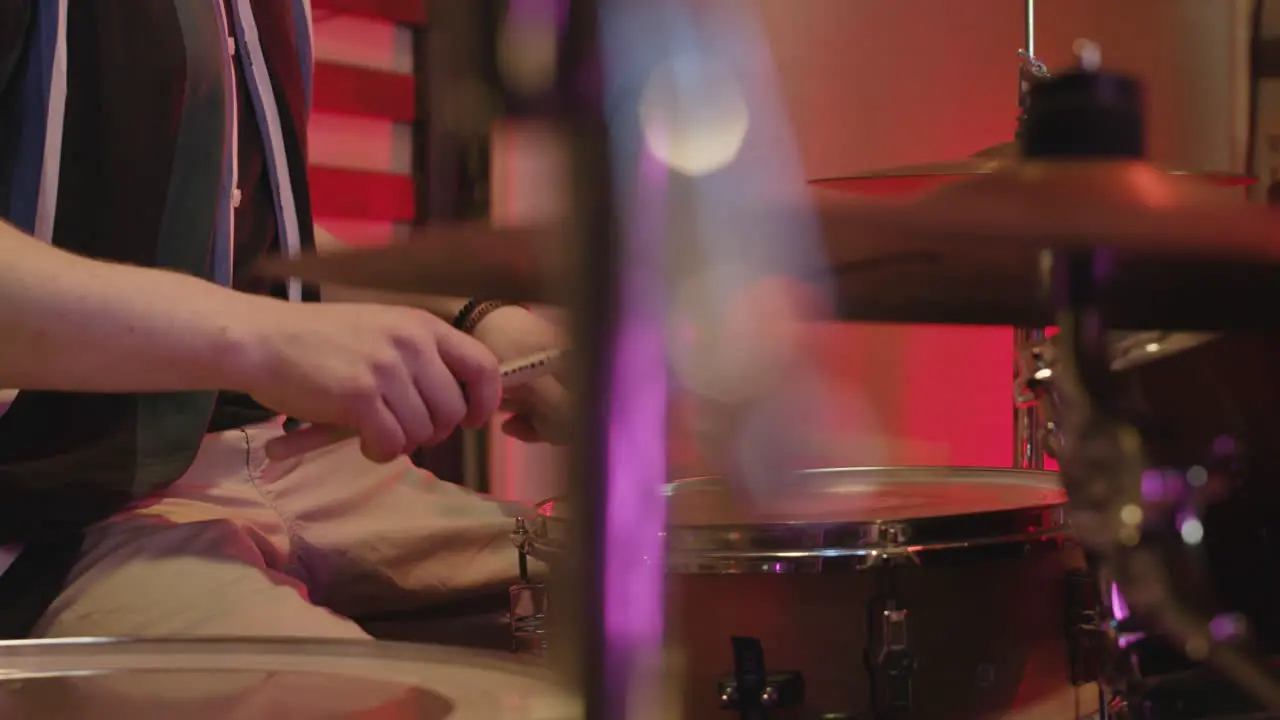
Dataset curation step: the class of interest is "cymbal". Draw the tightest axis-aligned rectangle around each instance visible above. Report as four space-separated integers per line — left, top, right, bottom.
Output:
812 160 1280 329
260 162 1280 330
810 143 1255 197
255 222 559 302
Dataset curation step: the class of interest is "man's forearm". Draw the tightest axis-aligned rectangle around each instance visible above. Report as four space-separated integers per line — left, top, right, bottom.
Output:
320 284 470 320
313 224 470 320
0 223 265 393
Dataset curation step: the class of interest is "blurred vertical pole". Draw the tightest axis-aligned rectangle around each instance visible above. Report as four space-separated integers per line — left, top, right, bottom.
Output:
431 0 670 717
557 3 672 716
415 0 496 490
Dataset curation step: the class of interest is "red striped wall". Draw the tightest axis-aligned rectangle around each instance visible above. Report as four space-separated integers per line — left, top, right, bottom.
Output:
309 2 423 247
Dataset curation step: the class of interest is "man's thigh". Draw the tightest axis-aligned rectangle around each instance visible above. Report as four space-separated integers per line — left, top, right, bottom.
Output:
33 518 368 639
248 424 537 617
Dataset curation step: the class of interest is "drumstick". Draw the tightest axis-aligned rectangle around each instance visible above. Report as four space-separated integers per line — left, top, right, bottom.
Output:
263 348 566 462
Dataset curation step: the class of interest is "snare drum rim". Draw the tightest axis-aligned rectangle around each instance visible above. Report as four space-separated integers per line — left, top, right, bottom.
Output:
0 637 553 681
526 466 1070 573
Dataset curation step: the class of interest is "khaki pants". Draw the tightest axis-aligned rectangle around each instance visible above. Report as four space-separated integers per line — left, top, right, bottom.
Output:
32 418 532 639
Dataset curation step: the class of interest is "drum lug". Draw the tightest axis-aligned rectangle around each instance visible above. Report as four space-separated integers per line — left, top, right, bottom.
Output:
1065 568 1106 686
865 595 915 718
717 636 805 716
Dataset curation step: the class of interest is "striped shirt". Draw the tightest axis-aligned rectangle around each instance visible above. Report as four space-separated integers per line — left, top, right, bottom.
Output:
0 0 319 632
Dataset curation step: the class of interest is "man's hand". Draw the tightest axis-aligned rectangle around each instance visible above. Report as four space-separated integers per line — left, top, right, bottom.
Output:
471 305 569 444
236 302 502 462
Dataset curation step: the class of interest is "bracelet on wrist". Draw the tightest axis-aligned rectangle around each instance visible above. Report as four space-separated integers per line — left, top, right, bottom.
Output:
451 299 507 334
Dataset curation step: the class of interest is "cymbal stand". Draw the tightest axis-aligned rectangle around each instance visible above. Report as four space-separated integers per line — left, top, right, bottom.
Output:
1013 0 1051 470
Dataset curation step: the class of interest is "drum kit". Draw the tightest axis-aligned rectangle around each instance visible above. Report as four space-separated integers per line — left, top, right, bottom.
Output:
9 1 1280 719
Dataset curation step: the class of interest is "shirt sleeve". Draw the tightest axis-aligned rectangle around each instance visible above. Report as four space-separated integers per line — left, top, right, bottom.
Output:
0 0 31 95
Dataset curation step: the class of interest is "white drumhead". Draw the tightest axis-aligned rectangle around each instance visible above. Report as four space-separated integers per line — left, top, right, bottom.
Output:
538 466 1063 527
0 638 576 720
666 466 1064 525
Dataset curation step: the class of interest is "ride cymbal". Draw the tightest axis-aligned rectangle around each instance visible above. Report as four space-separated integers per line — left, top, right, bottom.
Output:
810 142 1255 197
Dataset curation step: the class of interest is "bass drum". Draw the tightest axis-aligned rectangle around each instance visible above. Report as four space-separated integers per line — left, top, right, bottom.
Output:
517 467 1100 720
0 638 575 719
1022 331 1280 718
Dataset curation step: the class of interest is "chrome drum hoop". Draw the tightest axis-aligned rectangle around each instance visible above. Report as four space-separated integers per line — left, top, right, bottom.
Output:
524 467 1071 574
0 637 570 717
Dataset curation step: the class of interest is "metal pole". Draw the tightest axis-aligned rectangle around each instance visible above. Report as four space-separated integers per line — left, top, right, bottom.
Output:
555 2 670 718
426 2 667 715
1025 0 1035 59
1013 0 1047 470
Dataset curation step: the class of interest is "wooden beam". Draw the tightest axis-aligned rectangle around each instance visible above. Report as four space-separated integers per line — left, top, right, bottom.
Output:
314 62 416 122
311 0 428 27
308 167 417 222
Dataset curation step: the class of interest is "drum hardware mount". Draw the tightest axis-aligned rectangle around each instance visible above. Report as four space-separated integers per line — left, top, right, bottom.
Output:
717 636 805 718
509 517 548 654
1016 339 1064 461
864 569 916 719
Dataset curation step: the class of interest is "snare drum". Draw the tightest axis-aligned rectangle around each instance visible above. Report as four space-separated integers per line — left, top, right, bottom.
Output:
0 638 574 719
514 467 1101 719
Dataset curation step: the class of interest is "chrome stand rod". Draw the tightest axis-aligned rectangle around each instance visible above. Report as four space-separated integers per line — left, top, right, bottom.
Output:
1013 0 1047 470
1025 0 1035 59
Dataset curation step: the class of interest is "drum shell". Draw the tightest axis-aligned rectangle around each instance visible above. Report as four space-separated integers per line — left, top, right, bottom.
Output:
669 539 1094 720
523 468 1099 720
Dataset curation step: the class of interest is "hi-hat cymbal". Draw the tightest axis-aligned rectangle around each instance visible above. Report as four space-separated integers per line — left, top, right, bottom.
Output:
813 160 1280 329
810 142 1255 196
255 222 559 302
